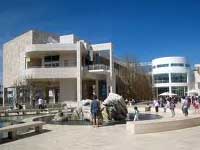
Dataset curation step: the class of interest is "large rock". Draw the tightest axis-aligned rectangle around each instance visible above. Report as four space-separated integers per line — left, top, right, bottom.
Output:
76 94 128 122
103 93 128 121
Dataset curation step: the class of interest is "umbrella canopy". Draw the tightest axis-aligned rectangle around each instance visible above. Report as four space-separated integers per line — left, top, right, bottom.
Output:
159 92 177 96
187 89 199 94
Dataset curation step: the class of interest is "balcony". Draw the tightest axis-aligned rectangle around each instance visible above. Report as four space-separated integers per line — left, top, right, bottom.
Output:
25 66 77 79
25 43 77 56
83 64 110 75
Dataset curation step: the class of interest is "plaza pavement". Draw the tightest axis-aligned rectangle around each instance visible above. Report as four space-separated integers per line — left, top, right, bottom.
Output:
1 106 200 150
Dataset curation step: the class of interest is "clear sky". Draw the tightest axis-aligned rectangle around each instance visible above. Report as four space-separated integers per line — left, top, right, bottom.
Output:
1 0 200 79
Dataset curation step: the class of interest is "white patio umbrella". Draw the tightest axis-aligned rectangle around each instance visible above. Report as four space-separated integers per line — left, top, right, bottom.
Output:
187 89 200 95
159 92 177 96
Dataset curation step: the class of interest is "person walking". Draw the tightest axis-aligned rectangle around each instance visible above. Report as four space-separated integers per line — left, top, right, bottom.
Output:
154 99 159 113
169 100 176 117
133 106 139 121
163 98 167 112
90 95 100 127
167 100 170 112
193 98 200 113
182 98 189 116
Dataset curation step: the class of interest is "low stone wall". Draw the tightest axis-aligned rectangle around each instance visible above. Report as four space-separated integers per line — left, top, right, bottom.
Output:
126 115 200 134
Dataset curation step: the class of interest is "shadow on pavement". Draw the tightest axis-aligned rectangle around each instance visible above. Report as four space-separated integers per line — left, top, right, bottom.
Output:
0 129 51 145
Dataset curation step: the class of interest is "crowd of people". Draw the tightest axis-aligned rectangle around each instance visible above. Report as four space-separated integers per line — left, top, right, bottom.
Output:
124 95 200 121
10 93 200 124
152 96 200 117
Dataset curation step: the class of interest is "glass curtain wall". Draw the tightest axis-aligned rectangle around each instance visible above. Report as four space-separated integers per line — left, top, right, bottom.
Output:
154 87 169 96
153 74 169 83
171 86 187 96
171 73 187 83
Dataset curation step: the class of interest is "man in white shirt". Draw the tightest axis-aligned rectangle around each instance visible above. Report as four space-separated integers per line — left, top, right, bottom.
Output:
154 99 159 113
38 98 43 109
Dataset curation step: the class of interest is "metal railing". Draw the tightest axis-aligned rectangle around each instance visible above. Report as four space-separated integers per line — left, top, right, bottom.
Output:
27 63 76 69
84 64 110 71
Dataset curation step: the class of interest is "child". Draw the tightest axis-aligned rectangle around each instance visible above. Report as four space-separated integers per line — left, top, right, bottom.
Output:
134 106 139 121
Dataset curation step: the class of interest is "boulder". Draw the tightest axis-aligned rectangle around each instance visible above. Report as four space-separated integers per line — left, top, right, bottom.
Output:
103 93 128 121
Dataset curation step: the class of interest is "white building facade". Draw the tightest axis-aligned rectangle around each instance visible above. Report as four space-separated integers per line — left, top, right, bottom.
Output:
3 30 119 106
152 57 192 97
193 64 200 95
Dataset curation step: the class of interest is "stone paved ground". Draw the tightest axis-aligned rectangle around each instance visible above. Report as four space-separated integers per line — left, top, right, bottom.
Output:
1 107 200 150
1 123 200 150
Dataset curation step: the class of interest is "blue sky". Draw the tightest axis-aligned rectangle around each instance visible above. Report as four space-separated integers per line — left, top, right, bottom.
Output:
1 0 200 78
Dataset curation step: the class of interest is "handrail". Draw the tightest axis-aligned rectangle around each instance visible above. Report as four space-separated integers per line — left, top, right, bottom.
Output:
26 65 76 69
84 64 110 70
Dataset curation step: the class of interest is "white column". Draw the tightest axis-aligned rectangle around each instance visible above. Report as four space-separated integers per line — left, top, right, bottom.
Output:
77 42 82 103
169 86 172 93
169 73 171 84
169 72 172 93
25 57 27 69
109 44 115 93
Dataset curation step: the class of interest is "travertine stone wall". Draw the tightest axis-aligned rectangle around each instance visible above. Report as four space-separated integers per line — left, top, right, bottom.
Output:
32 30 59 44
3 30 60 87
59 79 77 102
3 31 33 87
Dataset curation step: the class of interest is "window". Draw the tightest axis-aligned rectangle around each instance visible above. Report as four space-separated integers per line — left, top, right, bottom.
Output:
153 74 169 83
157 64 169 68
185 64 190 67
171 73 187 83
44 56 52 62
171 63 184 67
51 55 59 61
152 66 156 69
157 87 169 95
171 86 187 96
44 55 59 67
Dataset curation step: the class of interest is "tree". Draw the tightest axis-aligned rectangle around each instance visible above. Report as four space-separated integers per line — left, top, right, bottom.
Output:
13 76 50 106
116 56 152 101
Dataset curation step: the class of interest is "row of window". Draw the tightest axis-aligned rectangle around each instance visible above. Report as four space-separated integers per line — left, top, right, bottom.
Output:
44 55 76 67
153 73 187 83
171 86 188 96
156 86 188 96
152 63 190 69
44 55 60 67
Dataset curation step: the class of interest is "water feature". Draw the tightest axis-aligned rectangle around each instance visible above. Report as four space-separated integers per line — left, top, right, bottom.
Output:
32 112 162 126
127 113 162 121
0 116 25 128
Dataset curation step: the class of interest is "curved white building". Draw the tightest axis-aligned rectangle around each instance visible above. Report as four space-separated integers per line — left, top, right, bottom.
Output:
152 57 191 97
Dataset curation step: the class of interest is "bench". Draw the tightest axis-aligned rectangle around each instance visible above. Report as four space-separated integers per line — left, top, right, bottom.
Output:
0 121 45 140
126 115 200 134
